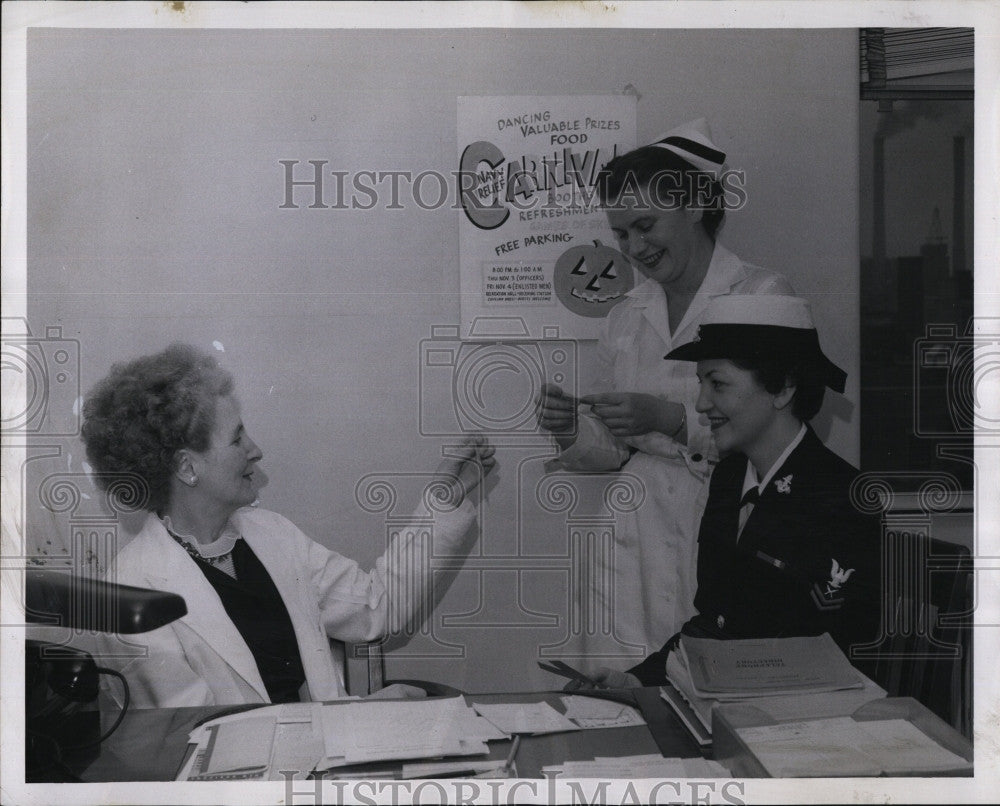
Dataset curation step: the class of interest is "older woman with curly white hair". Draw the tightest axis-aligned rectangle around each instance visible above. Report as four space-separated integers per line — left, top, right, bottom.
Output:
83 343 495 708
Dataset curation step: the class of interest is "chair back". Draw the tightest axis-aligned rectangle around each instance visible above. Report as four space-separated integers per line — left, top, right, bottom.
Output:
867 535 972 737
344 639 465 697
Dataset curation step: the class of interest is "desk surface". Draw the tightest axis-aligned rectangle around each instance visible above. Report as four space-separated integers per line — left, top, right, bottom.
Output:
58 689 702 781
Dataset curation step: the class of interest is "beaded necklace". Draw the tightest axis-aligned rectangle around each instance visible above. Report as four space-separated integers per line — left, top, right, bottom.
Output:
161 515 241 570
169 533 232 567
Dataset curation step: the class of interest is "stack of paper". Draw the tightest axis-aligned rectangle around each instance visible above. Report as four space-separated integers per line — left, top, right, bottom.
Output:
178 702 324 782
735 716 973 777
542 754 731 778
661 634 886 741
682 634 863 699
177 697 507 781
320 697 504 768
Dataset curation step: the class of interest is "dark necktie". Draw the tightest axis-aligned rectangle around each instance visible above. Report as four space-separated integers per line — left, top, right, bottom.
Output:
737 486 759 539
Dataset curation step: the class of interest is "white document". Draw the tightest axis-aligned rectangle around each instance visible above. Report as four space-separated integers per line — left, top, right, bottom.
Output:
746 675 886 722
179 703 325 782
738 717 883 776
737 716 971 777
472 701 579 735
179 698 499 779
320 696 493 768
449 702 510 741
560 695 646 729
853 719 972 774
204 715 275 775
269 718 326 781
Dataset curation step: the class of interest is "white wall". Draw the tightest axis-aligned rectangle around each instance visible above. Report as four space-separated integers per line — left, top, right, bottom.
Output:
26 28 859 692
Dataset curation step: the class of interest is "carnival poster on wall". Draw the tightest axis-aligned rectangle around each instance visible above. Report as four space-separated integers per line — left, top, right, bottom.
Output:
457 95 637 340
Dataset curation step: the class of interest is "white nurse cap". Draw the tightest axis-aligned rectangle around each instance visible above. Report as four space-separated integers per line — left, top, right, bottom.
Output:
648 118 726 175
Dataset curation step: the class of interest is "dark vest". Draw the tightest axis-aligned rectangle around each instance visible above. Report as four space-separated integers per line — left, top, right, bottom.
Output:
192 540 306 703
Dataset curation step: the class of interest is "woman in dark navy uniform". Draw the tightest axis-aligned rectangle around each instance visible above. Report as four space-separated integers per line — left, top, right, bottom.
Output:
587 294 881 688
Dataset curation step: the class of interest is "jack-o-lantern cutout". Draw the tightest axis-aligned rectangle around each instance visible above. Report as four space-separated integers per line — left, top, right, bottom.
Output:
553 240 634 318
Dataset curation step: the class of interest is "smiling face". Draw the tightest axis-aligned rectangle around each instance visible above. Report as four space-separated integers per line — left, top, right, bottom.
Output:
606 183 704 288
695 359 794 462
186 394 263 514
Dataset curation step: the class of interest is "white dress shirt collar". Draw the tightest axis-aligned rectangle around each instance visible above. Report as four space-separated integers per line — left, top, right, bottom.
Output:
741 423 807 498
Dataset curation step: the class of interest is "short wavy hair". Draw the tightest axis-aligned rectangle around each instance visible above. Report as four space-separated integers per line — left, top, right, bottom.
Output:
81 343 233 513
731 356 827 423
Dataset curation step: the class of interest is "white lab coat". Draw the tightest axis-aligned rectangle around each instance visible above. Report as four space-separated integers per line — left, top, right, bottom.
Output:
93 501 476 708
552 243 793 661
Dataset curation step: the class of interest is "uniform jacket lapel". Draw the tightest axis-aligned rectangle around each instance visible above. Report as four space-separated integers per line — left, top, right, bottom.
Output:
737 428 823 552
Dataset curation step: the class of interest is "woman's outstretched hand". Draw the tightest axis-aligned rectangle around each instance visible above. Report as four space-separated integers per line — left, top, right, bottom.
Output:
562 667 642 691
432 434 497 507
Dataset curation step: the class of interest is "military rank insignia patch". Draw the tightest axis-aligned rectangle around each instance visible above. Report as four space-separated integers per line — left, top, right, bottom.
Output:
810 558 855 611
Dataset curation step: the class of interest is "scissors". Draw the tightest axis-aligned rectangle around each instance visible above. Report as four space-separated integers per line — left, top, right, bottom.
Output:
537 660 598 687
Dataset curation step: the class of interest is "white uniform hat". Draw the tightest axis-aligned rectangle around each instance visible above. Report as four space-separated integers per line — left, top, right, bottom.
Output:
648 118 727 176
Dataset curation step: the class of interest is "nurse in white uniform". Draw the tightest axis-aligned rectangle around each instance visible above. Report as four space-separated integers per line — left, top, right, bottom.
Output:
538 120 793 662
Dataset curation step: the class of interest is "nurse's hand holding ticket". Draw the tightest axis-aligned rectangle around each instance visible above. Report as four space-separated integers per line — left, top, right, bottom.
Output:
536 382 579 449
581 391 683 439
